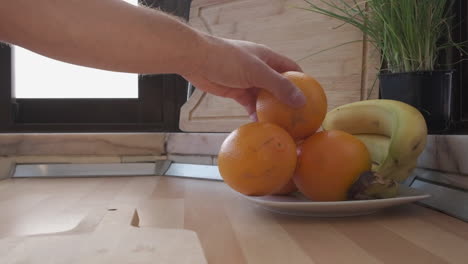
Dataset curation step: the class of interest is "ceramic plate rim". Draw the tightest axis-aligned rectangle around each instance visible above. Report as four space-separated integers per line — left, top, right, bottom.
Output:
239 185 431 206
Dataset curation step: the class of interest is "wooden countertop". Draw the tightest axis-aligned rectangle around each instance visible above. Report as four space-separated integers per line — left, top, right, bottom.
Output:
0 176 467 264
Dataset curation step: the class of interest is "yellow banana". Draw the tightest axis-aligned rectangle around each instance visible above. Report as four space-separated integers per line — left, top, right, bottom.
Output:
354 134 390 169
390 160 418 182
323 100 427 199
354 134 418 182
323 99 427 180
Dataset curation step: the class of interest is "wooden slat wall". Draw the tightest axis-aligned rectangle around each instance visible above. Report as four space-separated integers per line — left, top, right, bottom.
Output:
181 0 378 132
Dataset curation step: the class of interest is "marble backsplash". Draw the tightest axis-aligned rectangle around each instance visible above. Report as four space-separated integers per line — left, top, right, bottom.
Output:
1 132 467 180
0 133 166 156
165 133 228 155
417 135 468 176
0 133 228 179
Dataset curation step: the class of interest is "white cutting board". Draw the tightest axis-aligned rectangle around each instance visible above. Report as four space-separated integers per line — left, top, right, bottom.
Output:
0 207 207 264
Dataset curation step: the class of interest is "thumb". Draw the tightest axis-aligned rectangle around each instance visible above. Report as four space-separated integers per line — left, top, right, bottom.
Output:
248 60 306 107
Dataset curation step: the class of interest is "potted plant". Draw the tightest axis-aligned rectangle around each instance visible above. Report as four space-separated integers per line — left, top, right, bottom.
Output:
302 0 467 133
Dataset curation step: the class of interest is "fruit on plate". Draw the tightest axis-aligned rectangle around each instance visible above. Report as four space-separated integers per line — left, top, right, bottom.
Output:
354 134 418 183
322 99 427 199
272 178 298 195
354 134 390 171
256 71 327 140
218 122 297 196
272 140 304 196
294 130 372 201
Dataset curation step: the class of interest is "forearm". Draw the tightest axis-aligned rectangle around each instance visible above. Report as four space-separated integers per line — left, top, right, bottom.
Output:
0 0 206 75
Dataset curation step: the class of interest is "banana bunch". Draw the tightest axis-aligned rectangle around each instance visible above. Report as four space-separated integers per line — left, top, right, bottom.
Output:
322 99 427 199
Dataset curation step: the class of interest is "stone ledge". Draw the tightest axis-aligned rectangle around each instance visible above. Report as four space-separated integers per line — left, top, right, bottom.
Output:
411 168 468 222
0 157 15 180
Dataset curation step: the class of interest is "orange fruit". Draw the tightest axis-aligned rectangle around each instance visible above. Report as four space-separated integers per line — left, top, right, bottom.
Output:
272 179 298 195
256 71 327 140
294 130 371 201
272 139 304 196
218 122 297 196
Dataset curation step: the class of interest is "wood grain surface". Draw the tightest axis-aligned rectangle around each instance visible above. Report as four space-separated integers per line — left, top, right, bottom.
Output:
0 206 207 264
181 0 369 132
0 176 467 264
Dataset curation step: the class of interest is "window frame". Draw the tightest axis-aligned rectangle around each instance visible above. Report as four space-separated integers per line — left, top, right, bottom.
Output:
443 0 468 133
455 0 468 127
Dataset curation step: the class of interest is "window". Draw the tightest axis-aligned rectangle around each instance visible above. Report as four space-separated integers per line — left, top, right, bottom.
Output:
0 0 192 132
14 0 139 100
14 46 138 99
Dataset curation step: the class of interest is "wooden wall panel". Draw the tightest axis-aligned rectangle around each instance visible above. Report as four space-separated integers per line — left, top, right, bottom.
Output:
362 40 381 100
181 0 373 132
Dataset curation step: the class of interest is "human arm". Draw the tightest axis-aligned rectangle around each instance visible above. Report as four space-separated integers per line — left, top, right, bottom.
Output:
0 0 305 116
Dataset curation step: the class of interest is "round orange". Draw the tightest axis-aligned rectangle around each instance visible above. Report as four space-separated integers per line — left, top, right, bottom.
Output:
294 130 371 201
218 122 297 196
272 179 298 195
272 139 304 195
256 71 327 140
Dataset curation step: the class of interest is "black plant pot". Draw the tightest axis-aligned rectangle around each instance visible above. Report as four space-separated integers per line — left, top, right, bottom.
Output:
378 70 454 134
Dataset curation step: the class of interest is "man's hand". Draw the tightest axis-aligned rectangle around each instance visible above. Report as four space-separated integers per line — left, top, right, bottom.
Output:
184 37 306 120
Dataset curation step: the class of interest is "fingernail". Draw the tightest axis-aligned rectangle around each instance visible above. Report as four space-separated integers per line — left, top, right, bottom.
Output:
289 89 306 107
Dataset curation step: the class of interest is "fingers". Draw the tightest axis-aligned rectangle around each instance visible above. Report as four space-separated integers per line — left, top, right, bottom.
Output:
247 59 306 108
232 88 259 121
237 97 257 121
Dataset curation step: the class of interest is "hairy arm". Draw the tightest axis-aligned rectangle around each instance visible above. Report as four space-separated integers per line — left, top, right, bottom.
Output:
0 0 203 74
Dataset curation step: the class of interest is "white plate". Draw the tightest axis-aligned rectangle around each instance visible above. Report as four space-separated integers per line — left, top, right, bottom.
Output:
240 185 430 217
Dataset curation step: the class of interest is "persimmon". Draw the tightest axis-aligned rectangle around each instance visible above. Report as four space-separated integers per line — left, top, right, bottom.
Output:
294 130 371 201
218 122 297 196
256 71 327 140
